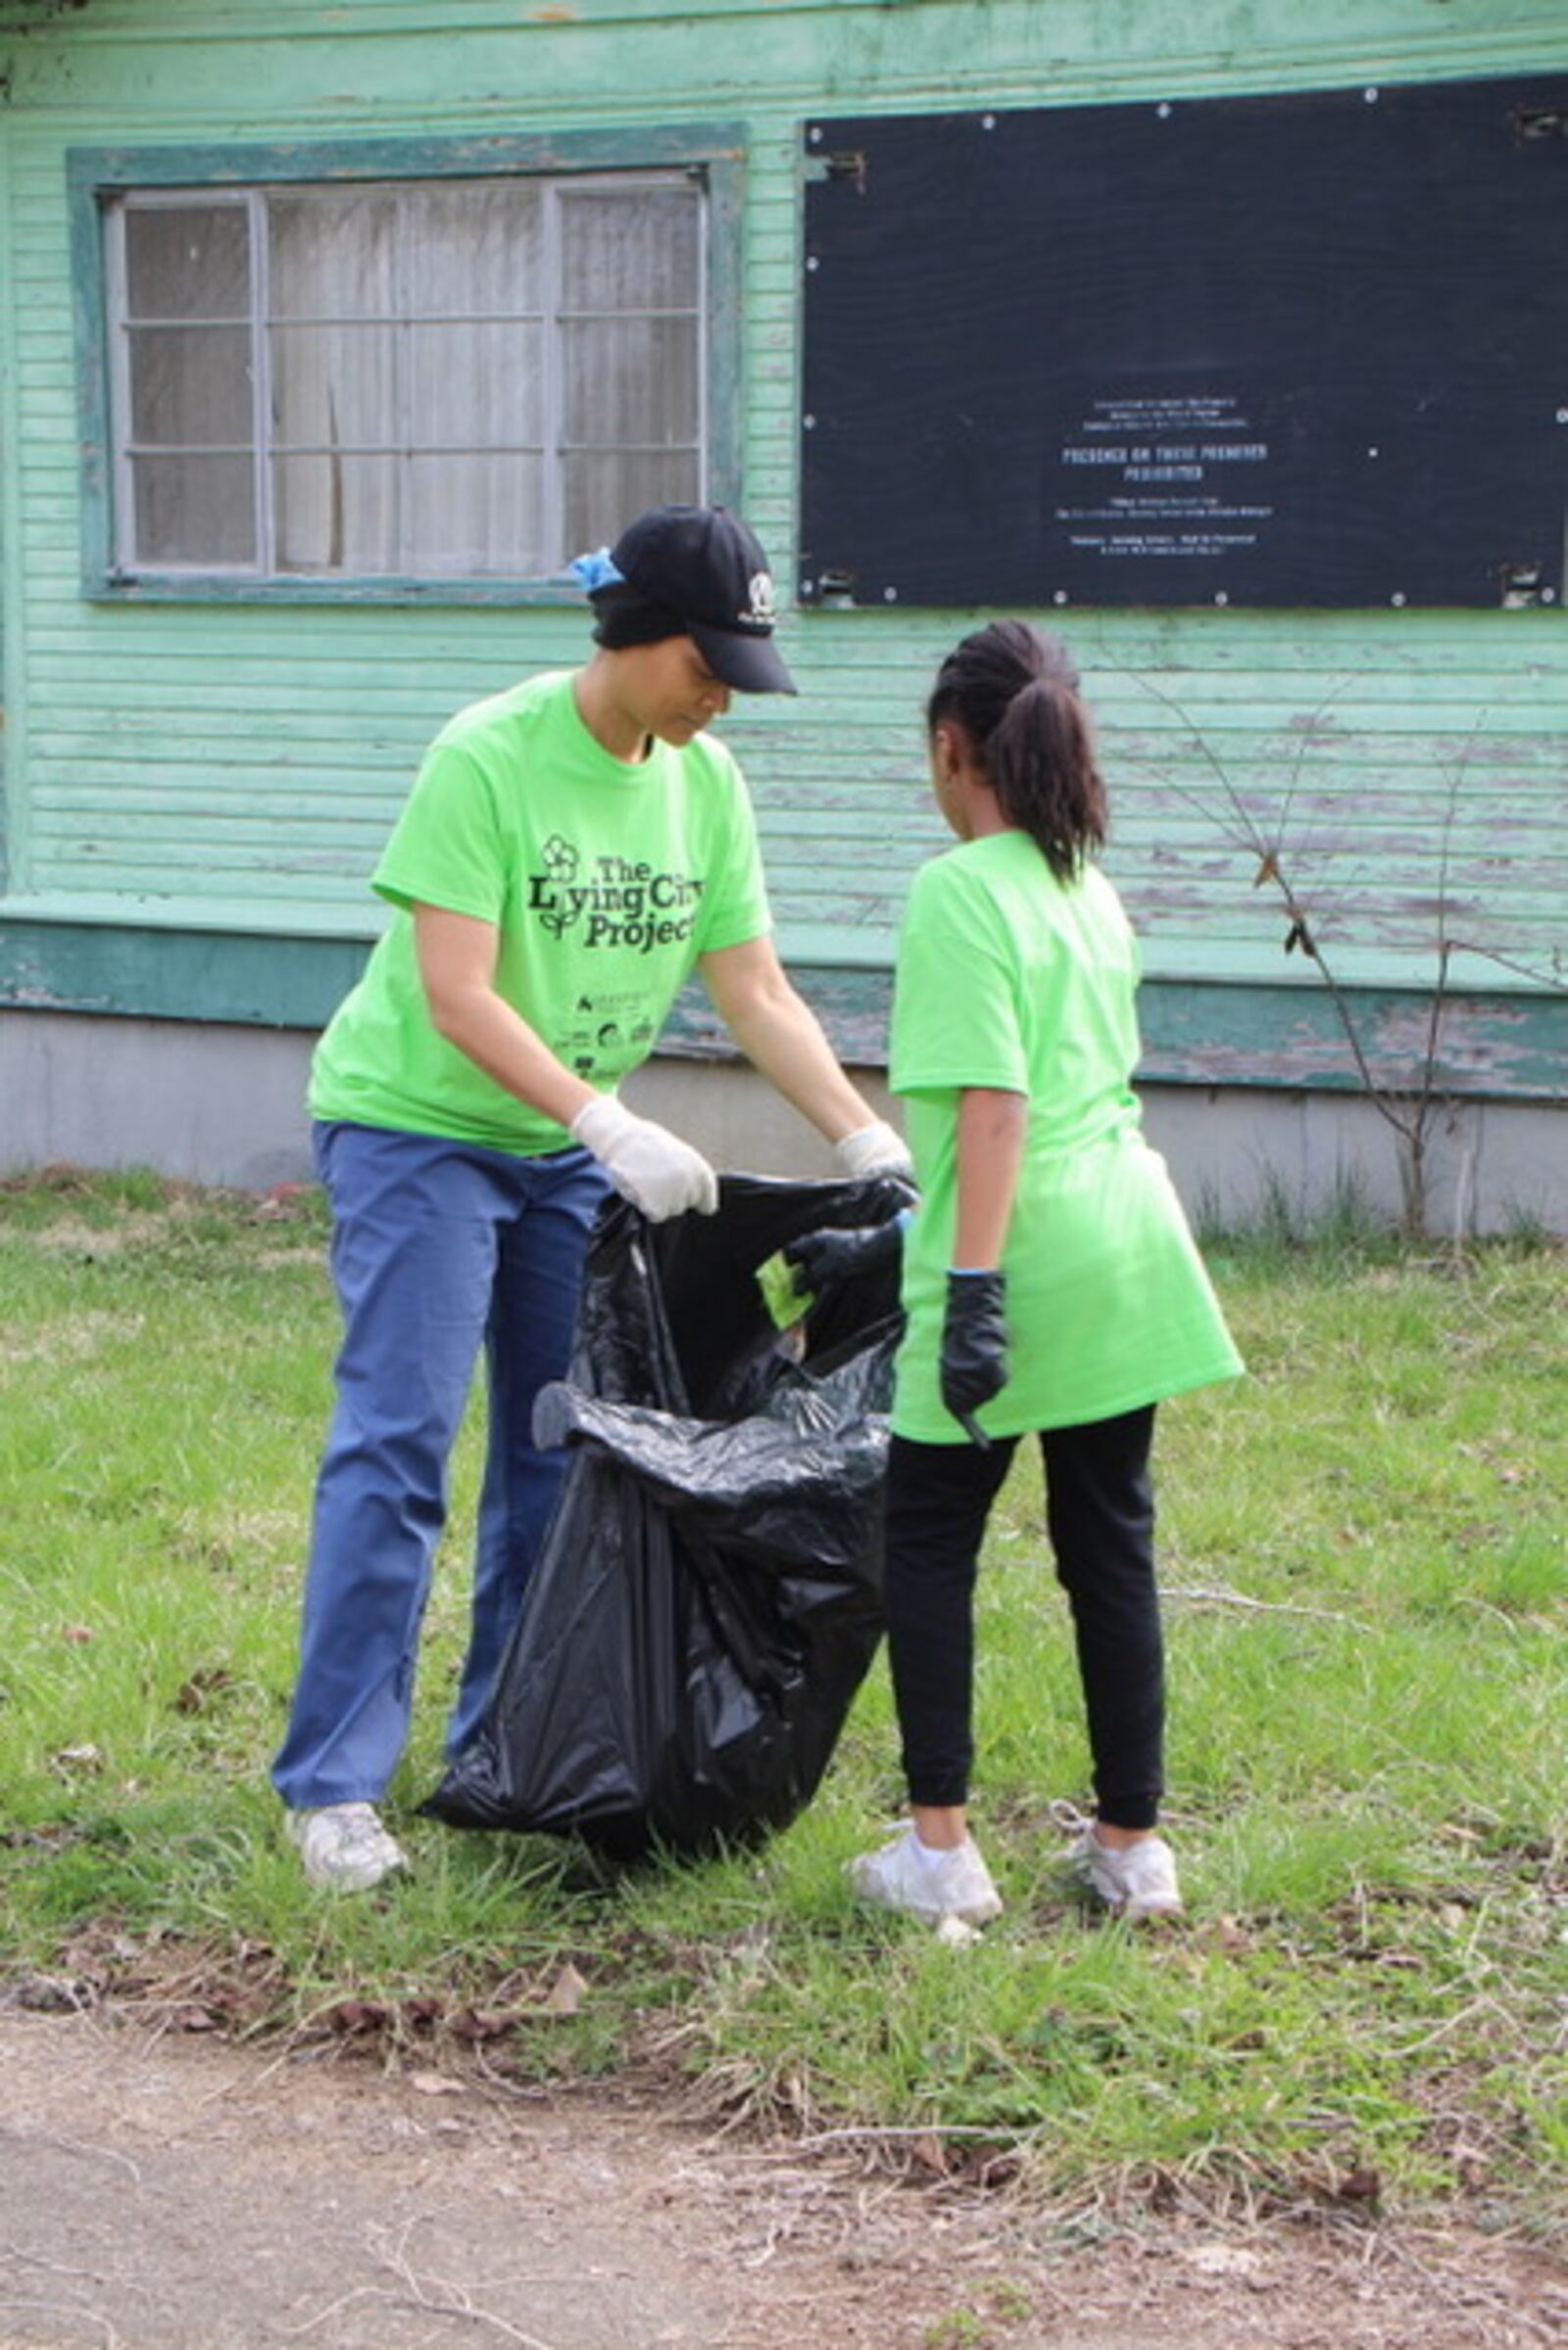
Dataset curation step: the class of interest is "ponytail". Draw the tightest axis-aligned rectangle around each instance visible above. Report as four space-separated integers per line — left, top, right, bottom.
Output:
926 621 1107 883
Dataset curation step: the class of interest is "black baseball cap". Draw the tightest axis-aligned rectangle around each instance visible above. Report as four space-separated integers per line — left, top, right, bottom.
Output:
609 505 798 696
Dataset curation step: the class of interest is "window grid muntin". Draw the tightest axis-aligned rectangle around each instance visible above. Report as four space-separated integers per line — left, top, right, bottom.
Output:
108 171 706 579
252 189 275 575
538 176 564 582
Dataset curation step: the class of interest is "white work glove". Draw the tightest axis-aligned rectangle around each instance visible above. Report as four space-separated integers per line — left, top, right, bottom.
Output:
570 1095 719 1221
832 1118 913 1182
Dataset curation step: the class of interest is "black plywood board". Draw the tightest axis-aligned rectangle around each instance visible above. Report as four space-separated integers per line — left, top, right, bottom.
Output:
799 78 1568 610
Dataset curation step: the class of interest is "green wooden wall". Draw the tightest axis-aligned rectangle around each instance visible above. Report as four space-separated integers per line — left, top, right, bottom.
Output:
0 0 1564 1099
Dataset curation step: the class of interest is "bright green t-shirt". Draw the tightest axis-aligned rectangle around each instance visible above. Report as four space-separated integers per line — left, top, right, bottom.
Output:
889 831 1243 1444
309 670 771 1153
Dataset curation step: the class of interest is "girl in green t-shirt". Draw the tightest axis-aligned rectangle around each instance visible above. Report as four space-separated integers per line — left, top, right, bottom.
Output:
798 622 1242 1931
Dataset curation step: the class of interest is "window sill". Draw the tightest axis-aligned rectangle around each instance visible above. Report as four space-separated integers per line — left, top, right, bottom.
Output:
83 570 593 609
0 891 383 941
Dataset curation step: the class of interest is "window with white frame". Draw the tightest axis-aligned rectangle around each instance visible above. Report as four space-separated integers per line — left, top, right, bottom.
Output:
104 173 707 580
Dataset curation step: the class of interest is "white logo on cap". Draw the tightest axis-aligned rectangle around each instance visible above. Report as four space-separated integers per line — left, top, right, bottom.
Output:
741 571 776 629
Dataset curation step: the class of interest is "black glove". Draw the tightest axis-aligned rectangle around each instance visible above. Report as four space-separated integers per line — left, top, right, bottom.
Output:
941 1270 1008 1446
783 1216 905 1299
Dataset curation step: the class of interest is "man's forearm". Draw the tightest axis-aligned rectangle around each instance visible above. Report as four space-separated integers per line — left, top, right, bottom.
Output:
721 984 881 1144
426 983 598 1132
415 903 600 1131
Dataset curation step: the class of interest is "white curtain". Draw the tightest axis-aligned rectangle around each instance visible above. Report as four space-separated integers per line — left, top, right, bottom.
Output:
265 178 702 576
269 183 546 575
124 175 703 577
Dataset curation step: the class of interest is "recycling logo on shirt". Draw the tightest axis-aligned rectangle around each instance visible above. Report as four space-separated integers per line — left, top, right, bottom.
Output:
527 834 706 955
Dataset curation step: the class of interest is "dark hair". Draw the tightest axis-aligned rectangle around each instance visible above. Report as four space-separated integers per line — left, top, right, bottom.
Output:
588 580 685 651
926 620 1107 883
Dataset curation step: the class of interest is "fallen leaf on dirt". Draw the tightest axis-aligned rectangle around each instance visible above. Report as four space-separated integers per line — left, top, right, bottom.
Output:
1184 2244 1264 2277
450 2006 513 2042
9 1974 91 2014
775 2070 811 2119
908 2131 949 2177
326 1998 391 2036
952 2145 1022 2190
540 1963 589 2016
254 1184 312 1220
173 1669 234 1714
0 1825 78 1853
1335 2166 1383 2203
409 2071 464 2096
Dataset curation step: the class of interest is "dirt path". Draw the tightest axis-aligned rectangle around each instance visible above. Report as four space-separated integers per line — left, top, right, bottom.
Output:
0 2008 1561 2350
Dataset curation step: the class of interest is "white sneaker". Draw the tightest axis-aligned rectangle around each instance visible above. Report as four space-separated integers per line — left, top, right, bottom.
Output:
285 1802 407 1893
850 1827 1003 1927
1068 1826 1183 1922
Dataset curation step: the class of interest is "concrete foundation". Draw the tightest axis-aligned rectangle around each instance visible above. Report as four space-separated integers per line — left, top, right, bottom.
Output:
2 1007 1563 1236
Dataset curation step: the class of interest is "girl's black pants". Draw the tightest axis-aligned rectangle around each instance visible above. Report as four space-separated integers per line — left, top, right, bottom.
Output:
883 1405 1162 1830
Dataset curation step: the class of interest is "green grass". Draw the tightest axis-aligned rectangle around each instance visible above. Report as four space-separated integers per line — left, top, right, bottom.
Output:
1 1165 1564 2232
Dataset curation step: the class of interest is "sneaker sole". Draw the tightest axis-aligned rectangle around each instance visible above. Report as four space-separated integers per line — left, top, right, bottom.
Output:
1090 1886 1182 1924
947 1881 1004 1926
848 1858 945 1924
1121 1896 1183 1924
303 1861 404 1898
848 1861 1004 1930
1074 1846 1182 1923
293 1840 408 1894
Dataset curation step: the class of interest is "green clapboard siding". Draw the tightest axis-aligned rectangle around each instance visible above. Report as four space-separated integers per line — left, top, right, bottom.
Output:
1 0 1565 1092
3 916 1564 1103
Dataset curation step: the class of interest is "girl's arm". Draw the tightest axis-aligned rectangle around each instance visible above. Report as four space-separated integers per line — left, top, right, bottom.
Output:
952 1087 1028 1267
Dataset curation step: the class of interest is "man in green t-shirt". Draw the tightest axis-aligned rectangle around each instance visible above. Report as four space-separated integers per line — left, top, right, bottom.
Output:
273 505 910 1893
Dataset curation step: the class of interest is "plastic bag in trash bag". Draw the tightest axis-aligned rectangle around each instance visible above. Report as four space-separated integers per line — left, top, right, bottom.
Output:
422 1172 907 1859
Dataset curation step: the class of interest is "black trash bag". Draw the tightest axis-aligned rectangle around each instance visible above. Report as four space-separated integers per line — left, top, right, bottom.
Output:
423 1171 907 1860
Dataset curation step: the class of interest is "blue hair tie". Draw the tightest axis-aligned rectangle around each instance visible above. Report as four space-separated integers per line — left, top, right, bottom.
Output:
568 547 625 593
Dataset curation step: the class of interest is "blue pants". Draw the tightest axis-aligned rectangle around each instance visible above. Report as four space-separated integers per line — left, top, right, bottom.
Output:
271 1121 611 1809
